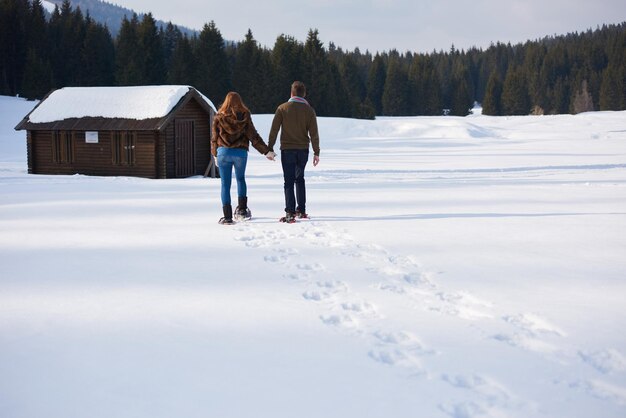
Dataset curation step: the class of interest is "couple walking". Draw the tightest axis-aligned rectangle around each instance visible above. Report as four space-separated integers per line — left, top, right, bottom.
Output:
211 81 320 225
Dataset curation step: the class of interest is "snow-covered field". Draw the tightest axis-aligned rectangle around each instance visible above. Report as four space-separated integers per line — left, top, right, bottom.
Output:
1 94 625 418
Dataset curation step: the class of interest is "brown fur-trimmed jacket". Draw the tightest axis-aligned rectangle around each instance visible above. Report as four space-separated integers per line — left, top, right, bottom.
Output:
211 111 270 157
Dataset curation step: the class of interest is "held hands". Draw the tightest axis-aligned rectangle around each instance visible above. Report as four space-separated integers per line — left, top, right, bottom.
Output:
263 151 317 165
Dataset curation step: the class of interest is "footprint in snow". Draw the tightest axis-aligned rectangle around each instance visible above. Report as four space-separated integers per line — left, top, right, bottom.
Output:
234 228 287 247
307 225 353 248
368 348 423 373
376 282 407 294
263 254 288 264
428 291 495 321
296 262 324 272
319 314 359 329
503 313 566 337
439 373 525 418
567 379 626 407
491 313 566 354
316 280 349 293
302 290 333 302
578 348 626 374
366 330 436 376
263 248 299 264
341 301 379 317
302 281 350 303
371 330 435 356
403 271 436 289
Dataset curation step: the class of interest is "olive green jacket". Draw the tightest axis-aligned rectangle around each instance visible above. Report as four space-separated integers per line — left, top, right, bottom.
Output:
268 101 320 156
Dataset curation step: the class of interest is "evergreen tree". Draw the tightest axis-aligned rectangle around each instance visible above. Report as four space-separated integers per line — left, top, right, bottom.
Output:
28 0 48 65
551 76 570 114
162 22 181 76
539 43 570 114
303 29 332 115
115 14 141 85
599 63 623 110
450 77 471 116
326 60 351 117
482 71 503 115
0 0 30 95
137 13 165 85
502 65 530 115
424 67 443 115
233 29 263 112
196 21 231 101
48 1 87 87
339 53 368 118
168 34 195 85
21 48 52 98
382 56 409 116
81 16 115 86
449 63 472 116
271 34 304 106
571 79 594 113
408 54 426 115
21 0 52 98
367 54 386 115
256 49 277 112
523 43 547 110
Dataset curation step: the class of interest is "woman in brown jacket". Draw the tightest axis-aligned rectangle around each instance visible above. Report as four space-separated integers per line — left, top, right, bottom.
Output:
211 92 275 224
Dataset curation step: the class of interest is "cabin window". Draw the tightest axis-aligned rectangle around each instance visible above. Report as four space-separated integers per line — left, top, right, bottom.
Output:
52 131 74 164
111 131 136 166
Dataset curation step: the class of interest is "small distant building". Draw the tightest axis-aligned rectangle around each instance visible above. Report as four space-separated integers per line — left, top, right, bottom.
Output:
14 85 217 179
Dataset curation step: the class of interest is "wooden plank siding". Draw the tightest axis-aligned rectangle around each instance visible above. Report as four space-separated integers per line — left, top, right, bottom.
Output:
174 120 195 178
27 131 34 174
31 130 158 178
164 97 211 177
164 122 176 178
156 131 167 179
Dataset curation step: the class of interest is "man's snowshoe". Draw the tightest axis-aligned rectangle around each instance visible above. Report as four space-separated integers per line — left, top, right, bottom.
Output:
279 212 296 223
295 210 309 219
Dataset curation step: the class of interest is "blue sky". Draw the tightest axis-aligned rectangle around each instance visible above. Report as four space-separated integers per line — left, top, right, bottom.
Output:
118 0 626 53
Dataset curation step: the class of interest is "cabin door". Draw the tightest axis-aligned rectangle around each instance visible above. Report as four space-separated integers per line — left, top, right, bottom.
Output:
175 119 195 177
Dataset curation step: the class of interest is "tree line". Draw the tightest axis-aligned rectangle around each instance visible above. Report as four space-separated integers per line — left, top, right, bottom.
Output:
1 0 625 117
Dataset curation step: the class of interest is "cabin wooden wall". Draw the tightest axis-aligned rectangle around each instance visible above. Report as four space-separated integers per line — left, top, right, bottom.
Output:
25 97 213 179
164 98 212 178
26 131 34 174
30 130 158 178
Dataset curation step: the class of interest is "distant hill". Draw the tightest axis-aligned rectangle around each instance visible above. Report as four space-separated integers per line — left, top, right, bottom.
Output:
43 0 198 38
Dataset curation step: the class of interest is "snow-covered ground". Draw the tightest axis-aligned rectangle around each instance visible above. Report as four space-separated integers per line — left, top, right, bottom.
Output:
1 94 625 418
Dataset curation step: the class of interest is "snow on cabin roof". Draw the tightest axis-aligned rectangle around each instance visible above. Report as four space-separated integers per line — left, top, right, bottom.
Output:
27 86 216 124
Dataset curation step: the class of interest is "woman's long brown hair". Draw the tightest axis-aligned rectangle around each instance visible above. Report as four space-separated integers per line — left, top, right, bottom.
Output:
218 91 250 116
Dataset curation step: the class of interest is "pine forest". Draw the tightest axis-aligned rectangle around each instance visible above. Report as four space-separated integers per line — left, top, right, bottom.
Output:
1 0 625 117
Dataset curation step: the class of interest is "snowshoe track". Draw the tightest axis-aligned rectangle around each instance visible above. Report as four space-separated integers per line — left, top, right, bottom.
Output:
232 219 626 415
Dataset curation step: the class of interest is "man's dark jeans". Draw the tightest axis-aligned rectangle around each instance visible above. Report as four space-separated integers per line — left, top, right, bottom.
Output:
281 149 309 213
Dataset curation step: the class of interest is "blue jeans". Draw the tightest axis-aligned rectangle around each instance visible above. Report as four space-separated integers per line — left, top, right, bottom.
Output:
281 149 309 213
217 148 248 206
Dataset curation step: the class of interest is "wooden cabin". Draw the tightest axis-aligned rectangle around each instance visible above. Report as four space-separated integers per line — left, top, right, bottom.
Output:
14 85 217 179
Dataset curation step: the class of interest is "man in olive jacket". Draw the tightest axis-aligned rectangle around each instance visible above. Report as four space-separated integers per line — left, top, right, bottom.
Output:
268 81 320 222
